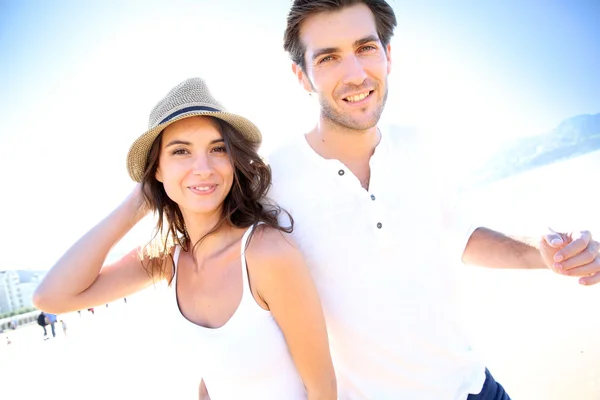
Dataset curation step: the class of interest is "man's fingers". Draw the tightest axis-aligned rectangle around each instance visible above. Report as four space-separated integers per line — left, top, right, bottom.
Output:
579 270 600 286
553 230 592 262
555 240 599 270
558 257 600 277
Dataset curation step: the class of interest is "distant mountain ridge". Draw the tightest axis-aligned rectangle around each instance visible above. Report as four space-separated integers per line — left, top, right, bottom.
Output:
468 113 600 187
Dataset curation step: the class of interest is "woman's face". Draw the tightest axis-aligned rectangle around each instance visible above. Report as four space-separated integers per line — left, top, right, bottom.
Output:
155 116 234 217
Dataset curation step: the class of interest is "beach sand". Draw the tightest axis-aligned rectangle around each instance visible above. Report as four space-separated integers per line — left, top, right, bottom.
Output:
1 275 598 400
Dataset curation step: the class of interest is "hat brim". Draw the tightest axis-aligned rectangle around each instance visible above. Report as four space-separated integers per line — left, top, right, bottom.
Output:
126 111 262 182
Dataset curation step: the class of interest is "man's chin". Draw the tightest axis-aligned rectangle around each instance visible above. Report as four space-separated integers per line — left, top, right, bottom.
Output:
337 117 380 132
321 104 383 131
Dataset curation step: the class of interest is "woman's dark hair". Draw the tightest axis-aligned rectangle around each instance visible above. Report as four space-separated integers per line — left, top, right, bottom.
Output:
139 117 292 283
283 0 397 72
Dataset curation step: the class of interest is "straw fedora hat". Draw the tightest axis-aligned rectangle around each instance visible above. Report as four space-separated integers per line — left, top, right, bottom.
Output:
126 77 262 182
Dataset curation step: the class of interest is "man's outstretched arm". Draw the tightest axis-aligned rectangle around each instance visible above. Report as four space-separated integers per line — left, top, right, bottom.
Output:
462 227 600 285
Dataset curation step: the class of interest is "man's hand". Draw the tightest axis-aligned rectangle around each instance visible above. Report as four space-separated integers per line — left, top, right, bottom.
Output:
199 379 211 400
540 230 600 285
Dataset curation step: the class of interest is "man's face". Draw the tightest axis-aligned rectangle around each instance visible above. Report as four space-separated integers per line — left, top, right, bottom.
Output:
296 3 392 131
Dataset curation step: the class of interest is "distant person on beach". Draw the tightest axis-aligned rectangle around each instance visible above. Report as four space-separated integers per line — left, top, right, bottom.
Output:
262 1 600 399
37 311 48 339
46 312 57 337
60 319 67 336
33 77 336 400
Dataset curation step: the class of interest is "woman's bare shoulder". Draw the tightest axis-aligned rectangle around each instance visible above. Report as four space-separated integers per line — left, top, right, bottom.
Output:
245 225 302 266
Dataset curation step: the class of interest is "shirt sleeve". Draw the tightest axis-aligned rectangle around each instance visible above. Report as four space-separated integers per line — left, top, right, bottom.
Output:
421 135 480 264
440 186 480 264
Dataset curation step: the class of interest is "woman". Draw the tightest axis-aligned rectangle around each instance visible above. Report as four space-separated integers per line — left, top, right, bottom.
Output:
33 77 336 400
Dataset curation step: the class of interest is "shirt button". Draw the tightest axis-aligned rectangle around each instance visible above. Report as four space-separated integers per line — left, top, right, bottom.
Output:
338 169 345 176
370 194 376 201
376 222 382 229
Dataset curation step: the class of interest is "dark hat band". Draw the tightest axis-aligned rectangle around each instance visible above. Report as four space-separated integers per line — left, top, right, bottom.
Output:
159 105 221 125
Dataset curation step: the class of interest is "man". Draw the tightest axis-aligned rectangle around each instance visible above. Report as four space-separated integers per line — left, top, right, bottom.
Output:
266 1 600 399
37 311 49 339
46 312 57 338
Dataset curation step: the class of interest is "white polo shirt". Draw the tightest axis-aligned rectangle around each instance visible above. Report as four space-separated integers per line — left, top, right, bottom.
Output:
266 126 486 400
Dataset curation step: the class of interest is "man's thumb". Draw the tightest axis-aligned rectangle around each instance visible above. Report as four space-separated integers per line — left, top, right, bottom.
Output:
544 230 565 248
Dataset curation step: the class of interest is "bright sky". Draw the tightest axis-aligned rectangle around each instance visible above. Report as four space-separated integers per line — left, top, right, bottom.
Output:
1 0 598 270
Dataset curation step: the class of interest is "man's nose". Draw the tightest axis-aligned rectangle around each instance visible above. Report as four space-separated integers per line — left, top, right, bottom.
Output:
341 55 368 87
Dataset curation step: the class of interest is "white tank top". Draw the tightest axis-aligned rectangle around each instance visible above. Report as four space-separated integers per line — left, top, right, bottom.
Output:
169 225 307 400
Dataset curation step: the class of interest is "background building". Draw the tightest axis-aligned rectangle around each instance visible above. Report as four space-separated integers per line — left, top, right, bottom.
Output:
0 270 44 314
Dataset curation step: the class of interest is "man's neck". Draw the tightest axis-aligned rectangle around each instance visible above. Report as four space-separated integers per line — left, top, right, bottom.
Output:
305 119 381 191
306 120 381 164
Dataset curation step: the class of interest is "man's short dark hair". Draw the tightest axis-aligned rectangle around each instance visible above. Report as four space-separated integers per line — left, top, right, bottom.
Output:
283 0 397 71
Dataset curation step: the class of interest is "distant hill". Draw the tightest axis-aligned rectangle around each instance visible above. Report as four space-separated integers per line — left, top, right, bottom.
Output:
467 113 600 187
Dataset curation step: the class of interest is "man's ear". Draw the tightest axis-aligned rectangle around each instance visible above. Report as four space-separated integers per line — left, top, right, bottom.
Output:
385 43 392 75
292 63 315 94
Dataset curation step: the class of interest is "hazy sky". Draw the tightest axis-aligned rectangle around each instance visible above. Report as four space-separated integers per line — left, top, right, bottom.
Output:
1 0 598 270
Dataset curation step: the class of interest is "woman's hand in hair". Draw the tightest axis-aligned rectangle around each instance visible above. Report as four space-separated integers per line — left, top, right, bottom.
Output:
126 183 151 220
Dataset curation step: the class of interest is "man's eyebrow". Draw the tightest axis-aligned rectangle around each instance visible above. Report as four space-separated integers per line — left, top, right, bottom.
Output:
312 46 340 61
311 35 381 61
354 35 380 47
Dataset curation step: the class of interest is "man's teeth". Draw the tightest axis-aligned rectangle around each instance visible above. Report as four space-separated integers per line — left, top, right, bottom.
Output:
346 92 370 102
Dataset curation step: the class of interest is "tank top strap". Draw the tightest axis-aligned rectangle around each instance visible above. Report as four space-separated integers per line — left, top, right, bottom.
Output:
172 244 182 284
239 223 262 294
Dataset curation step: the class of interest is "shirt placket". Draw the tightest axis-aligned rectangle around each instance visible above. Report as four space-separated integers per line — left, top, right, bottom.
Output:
332 158 390 245
367 138 391 246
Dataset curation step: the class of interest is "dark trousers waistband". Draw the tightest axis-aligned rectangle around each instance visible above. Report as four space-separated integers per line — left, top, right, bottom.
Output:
467 369 511 400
